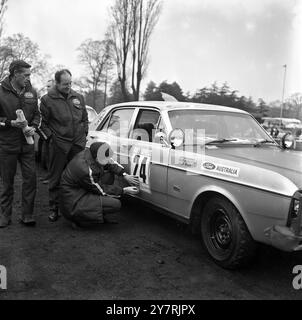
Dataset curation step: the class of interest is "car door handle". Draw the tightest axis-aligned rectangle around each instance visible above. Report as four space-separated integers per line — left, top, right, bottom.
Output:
90 135 97 139
173 185 181 192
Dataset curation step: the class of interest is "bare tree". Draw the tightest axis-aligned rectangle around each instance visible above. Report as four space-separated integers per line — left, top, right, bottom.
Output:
288 93 302 120
109 0 162 101
0 0 8 39
109 0 134 101
0 33 49 83
0 0 9 79
0 45 12 80
131 0 162 100
78 38 114 108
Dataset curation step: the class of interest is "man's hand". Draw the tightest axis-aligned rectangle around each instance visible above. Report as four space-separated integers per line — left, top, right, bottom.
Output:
124 174 140 187
11 119 28 129
24 126 36 137
123 186 140 196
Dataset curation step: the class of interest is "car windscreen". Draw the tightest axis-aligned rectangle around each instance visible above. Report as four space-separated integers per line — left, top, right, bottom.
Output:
168 110 271 143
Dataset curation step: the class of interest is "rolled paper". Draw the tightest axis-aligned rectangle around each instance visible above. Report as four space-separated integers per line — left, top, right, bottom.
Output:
16 109 34 145
16 109 26 121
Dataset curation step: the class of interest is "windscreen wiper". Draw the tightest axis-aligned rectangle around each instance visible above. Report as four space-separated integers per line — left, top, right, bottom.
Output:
205 138 237 145
254 139 277 147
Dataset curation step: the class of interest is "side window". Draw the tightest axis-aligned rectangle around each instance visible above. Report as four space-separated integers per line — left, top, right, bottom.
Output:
155 117 166 135
153 117 168 144
132 109 160 142
98 109 134 138
97 115 110 131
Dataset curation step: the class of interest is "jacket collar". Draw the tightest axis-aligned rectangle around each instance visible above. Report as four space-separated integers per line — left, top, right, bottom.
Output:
48 87 79 100
1 77 31 96
1 76 19 94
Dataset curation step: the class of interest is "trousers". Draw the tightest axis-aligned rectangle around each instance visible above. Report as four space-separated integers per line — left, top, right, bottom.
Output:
48 140 84 212
72 196 121 227
0 146 36 220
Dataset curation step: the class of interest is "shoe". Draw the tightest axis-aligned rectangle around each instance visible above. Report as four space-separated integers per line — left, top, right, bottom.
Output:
48 210 60 222
0 216 11 228
20 216 36 227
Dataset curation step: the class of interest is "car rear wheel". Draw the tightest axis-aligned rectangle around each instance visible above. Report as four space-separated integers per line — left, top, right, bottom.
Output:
201 196 256 269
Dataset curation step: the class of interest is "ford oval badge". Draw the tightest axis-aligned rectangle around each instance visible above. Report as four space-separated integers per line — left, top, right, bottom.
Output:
203 162 216 170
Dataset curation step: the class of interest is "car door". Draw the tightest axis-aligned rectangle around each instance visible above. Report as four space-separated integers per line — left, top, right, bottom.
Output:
87 107 136 167
166 110 209 219
167 145 202 219
128 108 169 208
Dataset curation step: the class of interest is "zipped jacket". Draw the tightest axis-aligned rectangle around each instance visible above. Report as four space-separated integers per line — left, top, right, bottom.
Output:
0 77 40 153
40 87 88 153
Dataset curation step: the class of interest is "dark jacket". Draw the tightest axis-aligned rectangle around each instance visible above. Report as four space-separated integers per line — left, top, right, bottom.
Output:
40 87 88 154
0 77 40 153
59 148 125 220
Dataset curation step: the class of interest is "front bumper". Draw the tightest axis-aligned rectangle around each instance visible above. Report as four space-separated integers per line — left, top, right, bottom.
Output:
264 225 302 252
264 191 302 252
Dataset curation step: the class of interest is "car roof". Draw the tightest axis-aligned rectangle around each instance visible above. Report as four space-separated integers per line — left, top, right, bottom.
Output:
107 101 249 114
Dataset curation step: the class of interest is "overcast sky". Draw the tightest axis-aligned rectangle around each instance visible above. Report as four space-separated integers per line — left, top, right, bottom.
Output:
4 0 302 102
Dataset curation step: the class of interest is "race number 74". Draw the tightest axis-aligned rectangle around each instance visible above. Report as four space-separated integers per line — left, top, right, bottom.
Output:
131 154 150 186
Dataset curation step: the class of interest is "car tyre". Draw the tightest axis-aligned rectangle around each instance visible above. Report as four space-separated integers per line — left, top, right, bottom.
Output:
201 196 256 269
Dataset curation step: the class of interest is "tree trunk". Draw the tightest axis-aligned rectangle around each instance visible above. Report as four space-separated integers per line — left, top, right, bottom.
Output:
120 76 129 102
104 70 108 109
135 68 141 101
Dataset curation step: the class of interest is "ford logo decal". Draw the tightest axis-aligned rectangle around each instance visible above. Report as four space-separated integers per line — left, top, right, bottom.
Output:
203 162 216 170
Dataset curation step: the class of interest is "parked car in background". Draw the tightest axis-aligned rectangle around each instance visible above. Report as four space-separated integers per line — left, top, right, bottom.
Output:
261 117 302 151
87 101 302 269
262 117 301 131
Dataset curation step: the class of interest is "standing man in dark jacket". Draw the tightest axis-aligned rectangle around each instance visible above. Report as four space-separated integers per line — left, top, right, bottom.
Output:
0 60 40 228
40 69 89 222
59 142 139 228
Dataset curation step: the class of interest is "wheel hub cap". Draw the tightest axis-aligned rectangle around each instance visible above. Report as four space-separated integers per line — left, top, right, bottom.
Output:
210 209 232 249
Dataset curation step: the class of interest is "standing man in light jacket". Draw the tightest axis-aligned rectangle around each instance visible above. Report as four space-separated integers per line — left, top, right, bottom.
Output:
40 69 89 222
0 60 40 228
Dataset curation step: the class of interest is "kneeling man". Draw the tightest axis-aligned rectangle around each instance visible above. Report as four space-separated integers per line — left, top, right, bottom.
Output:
59 142 139 228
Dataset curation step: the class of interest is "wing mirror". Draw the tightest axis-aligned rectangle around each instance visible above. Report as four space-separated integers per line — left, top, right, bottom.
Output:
155 132 169 147
281 132 296 150
155 129 185 148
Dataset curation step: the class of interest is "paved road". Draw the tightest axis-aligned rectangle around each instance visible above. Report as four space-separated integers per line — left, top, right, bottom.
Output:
0 166 302 300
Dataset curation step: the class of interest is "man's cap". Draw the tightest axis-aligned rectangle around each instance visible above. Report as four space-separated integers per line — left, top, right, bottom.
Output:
9 60 31 75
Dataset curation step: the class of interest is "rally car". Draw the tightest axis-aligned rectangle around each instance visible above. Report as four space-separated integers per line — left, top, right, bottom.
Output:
87 101 302 269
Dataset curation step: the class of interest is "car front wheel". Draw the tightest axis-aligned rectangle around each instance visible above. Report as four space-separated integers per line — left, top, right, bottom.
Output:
201 196 256 269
